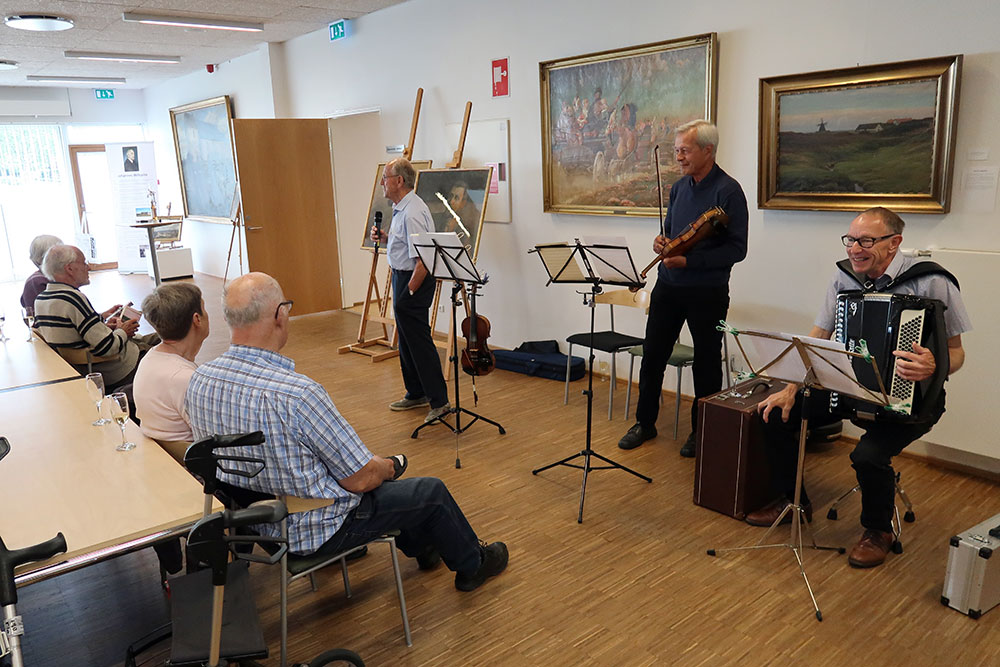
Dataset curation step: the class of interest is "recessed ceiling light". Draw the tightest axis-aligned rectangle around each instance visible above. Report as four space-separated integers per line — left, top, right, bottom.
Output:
4 14 75 31
64 50 181 64
27 75 126 85
0 59 19 70
122 11 263 32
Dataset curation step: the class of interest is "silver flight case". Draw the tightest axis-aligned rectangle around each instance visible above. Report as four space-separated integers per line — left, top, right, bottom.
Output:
941 513 1000 619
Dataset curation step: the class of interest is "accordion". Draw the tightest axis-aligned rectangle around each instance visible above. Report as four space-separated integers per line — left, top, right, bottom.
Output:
832 292 949 422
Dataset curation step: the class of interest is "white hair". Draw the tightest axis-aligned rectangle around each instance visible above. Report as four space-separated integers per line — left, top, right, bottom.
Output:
41 244 81 280
29 235 63 268
676 119 719 152
223 274 283 328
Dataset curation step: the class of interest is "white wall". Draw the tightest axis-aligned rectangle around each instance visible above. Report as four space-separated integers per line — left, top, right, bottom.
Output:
0 87 146 123
139 0 1000 466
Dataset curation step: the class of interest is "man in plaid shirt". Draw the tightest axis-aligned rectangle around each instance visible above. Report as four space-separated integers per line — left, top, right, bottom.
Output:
186 272 508 592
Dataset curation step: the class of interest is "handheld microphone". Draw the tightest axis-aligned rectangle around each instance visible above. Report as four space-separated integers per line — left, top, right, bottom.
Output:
373 210 383 251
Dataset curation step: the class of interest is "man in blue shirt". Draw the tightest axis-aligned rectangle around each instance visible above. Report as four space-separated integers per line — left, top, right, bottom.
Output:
619 120 749 456
371 158 450 424
749 207 970 568
186 272 508 591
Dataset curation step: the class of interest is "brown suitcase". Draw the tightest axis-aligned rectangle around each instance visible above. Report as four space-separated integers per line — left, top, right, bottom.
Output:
694 379 786 519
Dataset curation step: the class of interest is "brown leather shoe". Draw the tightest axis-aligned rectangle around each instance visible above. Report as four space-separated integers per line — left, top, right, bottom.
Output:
848 529 895 568
745 498 813 527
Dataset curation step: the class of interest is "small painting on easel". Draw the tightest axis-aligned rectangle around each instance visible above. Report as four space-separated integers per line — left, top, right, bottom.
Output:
360 160 433 251
413 167 493 262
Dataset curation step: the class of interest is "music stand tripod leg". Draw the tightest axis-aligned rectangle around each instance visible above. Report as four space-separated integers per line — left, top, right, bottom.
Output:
705 388 844 621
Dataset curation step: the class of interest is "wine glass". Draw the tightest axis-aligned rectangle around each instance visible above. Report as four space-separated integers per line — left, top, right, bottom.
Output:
86 372 111 426
108 392 135 451
22 306 35 342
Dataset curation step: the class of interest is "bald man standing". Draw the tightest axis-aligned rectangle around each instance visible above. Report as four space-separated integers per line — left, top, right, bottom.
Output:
185 273 508 592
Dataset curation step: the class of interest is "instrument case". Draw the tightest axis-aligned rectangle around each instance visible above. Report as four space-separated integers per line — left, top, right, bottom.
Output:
941 513 1000 619
694 379 784 519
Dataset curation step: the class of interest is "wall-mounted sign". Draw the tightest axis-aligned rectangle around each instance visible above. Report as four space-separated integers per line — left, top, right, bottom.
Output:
95 89 115 100
491 58 508 97
329 19 350 41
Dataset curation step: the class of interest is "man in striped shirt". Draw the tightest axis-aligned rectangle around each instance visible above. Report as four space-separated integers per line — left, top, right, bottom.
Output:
34 244 157 389
186 272 508 592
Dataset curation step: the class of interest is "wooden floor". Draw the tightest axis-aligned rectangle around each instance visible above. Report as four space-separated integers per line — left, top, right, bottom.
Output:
6 272 1000 666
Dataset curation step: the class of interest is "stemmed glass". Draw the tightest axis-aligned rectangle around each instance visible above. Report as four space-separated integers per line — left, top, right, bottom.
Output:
21 306 34 342
108 392 135 451
0 309 7 342
86 372 111 426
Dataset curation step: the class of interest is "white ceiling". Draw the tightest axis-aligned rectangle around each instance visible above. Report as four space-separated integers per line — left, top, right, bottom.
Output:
0 0 407 89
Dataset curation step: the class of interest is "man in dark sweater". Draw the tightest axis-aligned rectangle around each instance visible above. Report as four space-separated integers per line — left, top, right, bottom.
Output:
619 120 748 456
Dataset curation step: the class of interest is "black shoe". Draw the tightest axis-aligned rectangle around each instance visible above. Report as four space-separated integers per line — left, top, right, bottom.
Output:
455 541 508 592
679 432 697 458
416 545 441 571
619 423 657 450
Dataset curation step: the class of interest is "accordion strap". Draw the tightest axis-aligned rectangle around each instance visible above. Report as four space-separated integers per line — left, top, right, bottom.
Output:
835 258 960 293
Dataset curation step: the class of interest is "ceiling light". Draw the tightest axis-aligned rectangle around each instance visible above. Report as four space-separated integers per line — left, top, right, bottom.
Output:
122 11 263 32
65 50 181 64
0 59 19 70
4 14 75 31
27 75 126 85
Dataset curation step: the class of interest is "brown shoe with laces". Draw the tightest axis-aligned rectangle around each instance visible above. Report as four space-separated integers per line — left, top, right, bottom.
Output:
848 529 895 568
745 498 813 527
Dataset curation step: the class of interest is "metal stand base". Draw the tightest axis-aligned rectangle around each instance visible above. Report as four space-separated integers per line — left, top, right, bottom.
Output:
705 388 845 621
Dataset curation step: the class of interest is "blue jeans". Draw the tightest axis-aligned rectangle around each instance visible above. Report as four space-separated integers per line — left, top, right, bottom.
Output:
312 477 482 574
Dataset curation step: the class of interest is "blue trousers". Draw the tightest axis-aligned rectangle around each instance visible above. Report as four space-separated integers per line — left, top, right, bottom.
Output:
312 477 482 574
391 269 448 409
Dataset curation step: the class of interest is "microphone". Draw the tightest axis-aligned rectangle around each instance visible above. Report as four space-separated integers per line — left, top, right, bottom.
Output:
373 210 382 251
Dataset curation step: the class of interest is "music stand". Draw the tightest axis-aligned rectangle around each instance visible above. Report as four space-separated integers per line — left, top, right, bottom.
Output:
706 326 895 621
530 239 652 523
409 232 505 467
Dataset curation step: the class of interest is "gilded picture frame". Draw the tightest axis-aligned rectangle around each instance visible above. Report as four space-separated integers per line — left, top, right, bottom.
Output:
759 55 963 213
413 167 493 262
539 33 718 217
169 95 238 223
360 160 433 251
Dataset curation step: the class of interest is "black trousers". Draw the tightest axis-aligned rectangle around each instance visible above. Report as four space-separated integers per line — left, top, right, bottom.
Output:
762 390 945 533
391 269 448 409
635 281 729 433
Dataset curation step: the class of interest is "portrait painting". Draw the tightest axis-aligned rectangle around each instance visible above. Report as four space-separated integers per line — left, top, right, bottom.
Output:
169 95 237 222
759 55 962 213
122 146 139 172
360 160 433 251
540 33 718 216
413 167 492 262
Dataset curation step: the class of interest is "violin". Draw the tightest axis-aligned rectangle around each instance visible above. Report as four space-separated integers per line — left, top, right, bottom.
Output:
639 206 730 280
461 283 495 377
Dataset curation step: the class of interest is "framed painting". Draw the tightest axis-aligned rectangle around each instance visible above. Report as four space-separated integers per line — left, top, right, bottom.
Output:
360 160 433 251
169 95 238 222
759 55 962 213
540 33 718 217
413 167 493 262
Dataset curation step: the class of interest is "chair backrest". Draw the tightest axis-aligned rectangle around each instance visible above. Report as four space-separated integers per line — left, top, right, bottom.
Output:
32 327 118 372
594 288 650 330
155 439 192 466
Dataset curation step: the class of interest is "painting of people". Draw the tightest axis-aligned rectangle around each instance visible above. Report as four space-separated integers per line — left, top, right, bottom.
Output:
413 168 492 261
540 34 717 216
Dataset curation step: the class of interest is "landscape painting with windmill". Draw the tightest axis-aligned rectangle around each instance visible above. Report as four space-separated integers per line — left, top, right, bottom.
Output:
540 34 717 216
776 79 938 194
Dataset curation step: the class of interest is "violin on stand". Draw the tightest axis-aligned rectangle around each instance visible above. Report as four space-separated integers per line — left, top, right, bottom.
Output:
461 281 495 377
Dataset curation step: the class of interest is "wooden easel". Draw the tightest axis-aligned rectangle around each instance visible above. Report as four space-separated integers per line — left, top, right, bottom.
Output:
338 88 424 362
223 182 244 284
430 101 473 376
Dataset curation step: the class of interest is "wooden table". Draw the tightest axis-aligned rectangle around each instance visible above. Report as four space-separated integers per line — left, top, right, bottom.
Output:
0 377 211 583
0 334 79 393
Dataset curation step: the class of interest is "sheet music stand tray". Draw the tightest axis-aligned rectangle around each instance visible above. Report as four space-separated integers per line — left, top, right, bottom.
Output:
530 240 652 523
706 326 896 621
409 233 504 466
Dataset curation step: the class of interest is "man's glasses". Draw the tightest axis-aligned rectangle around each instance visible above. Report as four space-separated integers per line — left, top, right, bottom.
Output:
841 233 896 248
274 300 293 319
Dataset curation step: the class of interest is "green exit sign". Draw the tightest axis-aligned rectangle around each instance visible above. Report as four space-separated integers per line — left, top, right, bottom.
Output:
95 89 115 100
329 19 350 41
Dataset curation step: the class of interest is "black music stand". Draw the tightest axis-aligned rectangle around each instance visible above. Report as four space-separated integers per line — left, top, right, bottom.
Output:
530 239 652 523
706 327 894 621
410 233 504 468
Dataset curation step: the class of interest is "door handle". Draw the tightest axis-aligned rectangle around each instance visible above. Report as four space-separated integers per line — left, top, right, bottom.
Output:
246 226 263 231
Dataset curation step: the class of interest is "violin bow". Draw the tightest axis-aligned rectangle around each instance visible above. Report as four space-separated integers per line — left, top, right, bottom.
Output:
654 144 665 237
